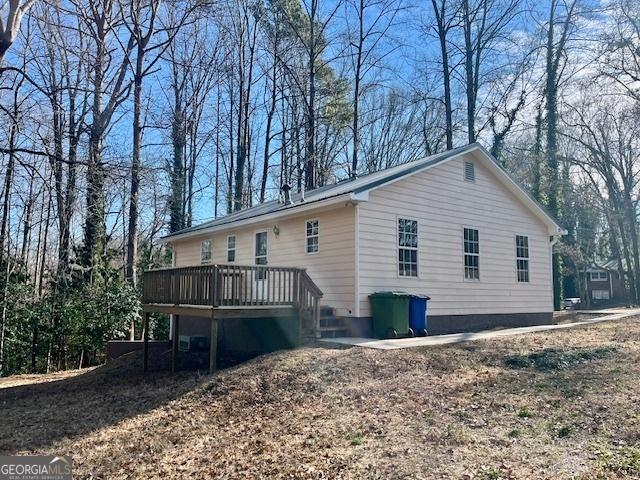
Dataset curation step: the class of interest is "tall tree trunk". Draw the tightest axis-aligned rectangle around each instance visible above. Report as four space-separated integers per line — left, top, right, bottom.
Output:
531 103 544 202
0 93 18 267
169 101 186 233
261 50 278 203
463 0 476 143
126 46 144 287
432 0 453 150
545 0 561 310
351 0 364 176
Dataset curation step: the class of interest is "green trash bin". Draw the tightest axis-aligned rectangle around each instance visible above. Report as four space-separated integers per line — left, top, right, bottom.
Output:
369 292 411 339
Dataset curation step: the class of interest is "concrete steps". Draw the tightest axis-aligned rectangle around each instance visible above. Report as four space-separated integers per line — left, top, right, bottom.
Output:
318 306 350 338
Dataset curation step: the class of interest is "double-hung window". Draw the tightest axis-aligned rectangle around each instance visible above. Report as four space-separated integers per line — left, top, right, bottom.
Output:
516 235 530 283
227 235 236 262
463 228 480 280
201 239 212 264
398 218 418 277
255 231 268 280
255 231 267 265
306 220 319 254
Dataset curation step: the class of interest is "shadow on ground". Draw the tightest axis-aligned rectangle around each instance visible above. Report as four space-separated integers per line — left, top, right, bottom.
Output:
0 352 207 455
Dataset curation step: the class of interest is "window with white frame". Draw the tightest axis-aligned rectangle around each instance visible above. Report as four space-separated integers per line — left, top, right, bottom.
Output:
201 239 212 264
306 220 319 254
227 235 236 262
398 218 418 277
255 231 268 280
463 228 480 280
255 231 267 265
590 271 608 281
516 235 530 283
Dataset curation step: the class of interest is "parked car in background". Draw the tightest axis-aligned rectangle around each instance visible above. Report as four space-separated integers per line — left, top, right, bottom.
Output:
563 297 581 310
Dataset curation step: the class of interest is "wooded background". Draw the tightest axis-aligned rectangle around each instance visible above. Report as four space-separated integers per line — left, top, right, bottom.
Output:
0 0 638 376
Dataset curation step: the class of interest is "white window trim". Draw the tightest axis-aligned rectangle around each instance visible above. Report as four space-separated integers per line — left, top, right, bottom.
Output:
397 215 420 279
305 218 320 255
515 234 530 283
253 229 268 266
590 271 608 281
227 235 236 263
201 239 213 264
462 225 480 282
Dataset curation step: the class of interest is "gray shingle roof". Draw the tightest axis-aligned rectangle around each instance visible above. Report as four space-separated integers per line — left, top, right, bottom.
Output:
165 143 479 239
163 142 565 241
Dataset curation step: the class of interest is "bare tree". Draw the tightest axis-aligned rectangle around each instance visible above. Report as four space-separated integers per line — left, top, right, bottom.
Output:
77 0 134 277
429 0 459 150
543 0 577 309
0 0 36 65
459 0 520 143
345 0 402 176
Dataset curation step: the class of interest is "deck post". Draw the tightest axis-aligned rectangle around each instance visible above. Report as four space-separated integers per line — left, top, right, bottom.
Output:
172 314 180 373
143 312 149 372
209 311 218 373
314 297 320 339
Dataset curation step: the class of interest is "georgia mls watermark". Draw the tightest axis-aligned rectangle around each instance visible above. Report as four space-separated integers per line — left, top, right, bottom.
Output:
0 456 72 480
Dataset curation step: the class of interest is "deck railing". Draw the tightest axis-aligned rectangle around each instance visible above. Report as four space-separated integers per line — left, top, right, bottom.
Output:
142 264 323 311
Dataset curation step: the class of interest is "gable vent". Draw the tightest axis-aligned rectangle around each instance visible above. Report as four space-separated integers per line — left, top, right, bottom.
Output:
464 161 475 182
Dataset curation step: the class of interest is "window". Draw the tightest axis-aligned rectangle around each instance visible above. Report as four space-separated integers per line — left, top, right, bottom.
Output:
255 231 267 265
306 220 319 254
463 228 480 280
255 231 268 280
201 240 212 264
590 271 608 281
592 290 610 300
516 235 530 283
464 161 475 182
398 218 418 277
227 235 236 262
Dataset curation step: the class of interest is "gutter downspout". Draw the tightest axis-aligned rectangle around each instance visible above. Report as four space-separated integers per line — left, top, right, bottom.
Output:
550 235 560 310
354 203 360 318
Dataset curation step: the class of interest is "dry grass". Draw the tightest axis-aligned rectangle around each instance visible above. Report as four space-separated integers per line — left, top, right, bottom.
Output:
1 317 639 479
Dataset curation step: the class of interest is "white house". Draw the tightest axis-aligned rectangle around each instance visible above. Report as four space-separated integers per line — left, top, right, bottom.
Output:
158 143 565 340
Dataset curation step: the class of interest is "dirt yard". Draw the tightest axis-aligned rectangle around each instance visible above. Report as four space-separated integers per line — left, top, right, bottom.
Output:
1 317 639 479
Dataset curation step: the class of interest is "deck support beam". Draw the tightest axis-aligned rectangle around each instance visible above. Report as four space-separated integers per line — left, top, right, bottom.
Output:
209 312 218 373
172 315 180 373
143 312 150 372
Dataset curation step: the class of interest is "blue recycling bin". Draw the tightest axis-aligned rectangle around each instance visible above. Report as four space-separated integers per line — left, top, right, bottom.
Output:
409 295 430 336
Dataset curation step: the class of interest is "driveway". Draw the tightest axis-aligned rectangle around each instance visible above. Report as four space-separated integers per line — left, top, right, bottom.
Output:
319 308 640 350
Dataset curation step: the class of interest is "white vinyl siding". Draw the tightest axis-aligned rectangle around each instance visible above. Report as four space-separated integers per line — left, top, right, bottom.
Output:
171 205 356 316
357 154 553 317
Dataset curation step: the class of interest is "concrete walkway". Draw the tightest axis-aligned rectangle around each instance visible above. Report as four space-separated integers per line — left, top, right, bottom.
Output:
319 308 640 350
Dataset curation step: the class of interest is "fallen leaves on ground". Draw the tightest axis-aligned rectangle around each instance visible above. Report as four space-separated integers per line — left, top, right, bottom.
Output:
1 317 639 479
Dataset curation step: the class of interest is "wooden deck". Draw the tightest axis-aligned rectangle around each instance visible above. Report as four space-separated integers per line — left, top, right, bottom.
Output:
141 264 323 372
